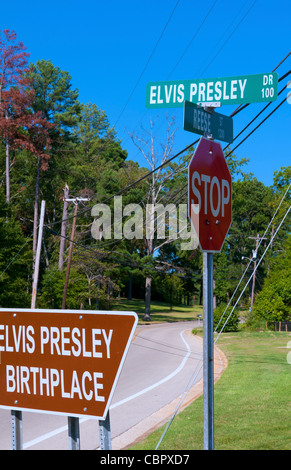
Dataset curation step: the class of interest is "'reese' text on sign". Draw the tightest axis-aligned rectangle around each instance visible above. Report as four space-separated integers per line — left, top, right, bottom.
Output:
0 308 137 419
146 72 278 108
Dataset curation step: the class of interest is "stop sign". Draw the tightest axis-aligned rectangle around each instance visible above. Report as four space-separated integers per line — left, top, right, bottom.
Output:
188 137 232 252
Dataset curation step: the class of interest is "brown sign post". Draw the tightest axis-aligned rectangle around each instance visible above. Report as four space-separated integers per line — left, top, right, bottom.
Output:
0 308 138 420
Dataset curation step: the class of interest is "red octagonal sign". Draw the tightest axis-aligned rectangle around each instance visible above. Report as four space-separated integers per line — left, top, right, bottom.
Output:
188 137 232 252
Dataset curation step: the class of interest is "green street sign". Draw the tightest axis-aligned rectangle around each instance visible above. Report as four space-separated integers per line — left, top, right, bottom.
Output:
146 72 278 108
183 101 233 143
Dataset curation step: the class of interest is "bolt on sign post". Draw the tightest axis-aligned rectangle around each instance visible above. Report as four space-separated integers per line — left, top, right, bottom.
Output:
0 308 137 449
188 137 232 450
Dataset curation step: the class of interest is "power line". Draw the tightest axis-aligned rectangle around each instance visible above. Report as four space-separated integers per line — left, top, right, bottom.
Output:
119 0 219 145
43 68 290 235
199 0 258 77
5 74 289 281
46 89 289 274
215 203 291 343
113 0 181 127
214 181 291 333
4 61 291 274
40 50 291 232
230 52 291 117
155 199 291 450
225 94 288 157
167 0 219 78
225 78 290 147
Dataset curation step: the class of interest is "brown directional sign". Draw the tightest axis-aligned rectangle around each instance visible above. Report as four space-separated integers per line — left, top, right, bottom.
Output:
0 308 138 419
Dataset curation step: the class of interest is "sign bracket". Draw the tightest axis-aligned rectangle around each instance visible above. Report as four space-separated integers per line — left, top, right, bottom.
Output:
202 102 220 141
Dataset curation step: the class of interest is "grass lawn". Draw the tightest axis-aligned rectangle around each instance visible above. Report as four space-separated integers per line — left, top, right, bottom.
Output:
111 298 203 324
130 330 291 450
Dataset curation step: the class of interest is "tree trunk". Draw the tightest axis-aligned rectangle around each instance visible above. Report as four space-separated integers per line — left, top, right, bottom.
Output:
144 276 152 321
5 110 10 204
128 272 132 300
96 278 100 309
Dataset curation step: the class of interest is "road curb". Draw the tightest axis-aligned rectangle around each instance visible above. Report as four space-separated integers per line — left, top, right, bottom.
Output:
111 331 228 450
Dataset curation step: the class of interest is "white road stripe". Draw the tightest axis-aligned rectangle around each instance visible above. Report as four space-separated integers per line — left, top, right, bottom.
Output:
23 330 191 449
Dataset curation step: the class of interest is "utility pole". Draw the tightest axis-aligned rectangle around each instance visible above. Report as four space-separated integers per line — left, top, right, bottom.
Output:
60 196 89 451
249 234 267 309
59 184 69 271
62 197 90 310
62 201 78 310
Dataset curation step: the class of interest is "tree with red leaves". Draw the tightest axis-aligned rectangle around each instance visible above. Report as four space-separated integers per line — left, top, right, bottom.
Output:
0 29 30 203
0 30 54 266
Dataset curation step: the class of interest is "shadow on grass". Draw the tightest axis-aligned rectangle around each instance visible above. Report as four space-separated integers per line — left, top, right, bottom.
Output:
111 298 202 324
137 313 197 324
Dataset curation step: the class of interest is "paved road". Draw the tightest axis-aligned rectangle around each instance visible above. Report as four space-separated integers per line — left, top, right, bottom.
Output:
0 321 203 450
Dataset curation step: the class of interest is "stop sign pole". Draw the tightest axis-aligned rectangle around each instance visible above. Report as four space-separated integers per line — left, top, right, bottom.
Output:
188 135 232 450
203 250 214 450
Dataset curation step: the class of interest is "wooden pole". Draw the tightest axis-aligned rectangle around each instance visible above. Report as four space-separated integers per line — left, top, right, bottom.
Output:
31 200 46 309
62 202 78 310
59 184 69 270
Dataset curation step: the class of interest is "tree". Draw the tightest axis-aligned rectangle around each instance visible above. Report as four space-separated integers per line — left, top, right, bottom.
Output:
24 60 81 263
213 303 239 332
213 174 274 306
252 234 291 324
130 117 179 320
27 59 80 136
69 102 127 196
0 29 30 203
0 31 53 268
0 188 32 307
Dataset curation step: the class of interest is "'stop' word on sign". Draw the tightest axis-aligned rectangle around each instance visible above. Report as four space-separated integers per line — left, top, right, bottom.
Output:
146 72 278 108
0 308 137 419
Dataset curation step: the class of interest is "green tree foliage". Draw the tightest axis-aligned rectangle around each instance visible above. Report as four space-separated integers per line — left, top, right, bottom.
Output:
0 189 32 307
213 303 240 333
252 234 291 323
214 174 274 307
1 36 290 322
27 59 80 132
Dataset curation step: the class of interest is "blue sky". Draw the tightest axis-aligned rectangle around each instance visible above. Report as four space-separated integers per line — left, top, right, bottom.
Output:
2 0 291 186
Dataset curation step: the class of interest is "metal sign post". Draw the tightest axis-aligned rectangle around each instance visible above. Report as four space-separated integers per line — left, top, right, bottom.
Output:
203 252 214 450
11 410 23 450
99 410 112 450
68 416 80 450
188 136 232 451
